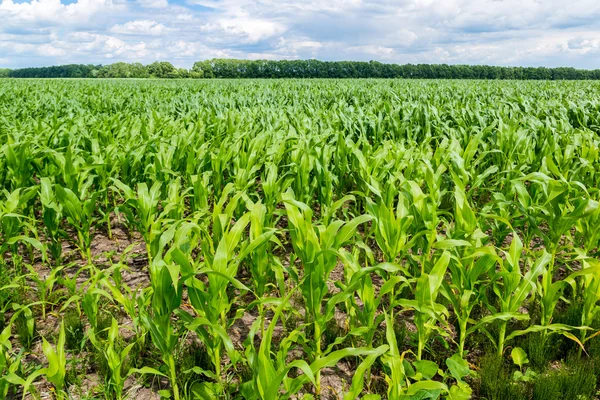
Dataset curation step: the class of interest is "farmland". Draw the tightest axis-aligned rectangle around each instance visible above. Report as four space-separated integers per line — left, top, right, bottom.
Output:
1 78 600 399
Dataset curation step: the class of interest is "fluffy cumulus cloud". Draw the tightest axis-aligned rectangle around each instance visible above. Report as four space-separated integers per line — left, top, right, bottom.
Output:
110 20 173 36
1 0 600 68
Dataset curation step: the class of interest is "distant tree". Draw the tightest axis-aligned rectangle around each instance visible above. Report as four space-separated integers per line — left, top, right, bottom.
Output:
192 61 214 78
97 63 133 78
129 63 151 78
0 68 11 78
147 61 177 78
5 60 600 80
7 64 98 78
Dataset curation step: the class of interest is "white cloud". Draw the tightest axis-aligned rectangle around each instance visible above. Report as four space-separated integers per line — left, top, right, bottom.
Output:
346 45 395 58
214 17 285 43
175 13 194 21
136 0 167 8
0 0 121 26
110 20 173 36
37 43 66 56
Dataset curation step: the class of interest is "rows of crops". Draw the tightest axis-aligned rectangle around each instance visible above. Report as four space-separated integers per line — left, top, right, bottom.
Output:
1 79 600 399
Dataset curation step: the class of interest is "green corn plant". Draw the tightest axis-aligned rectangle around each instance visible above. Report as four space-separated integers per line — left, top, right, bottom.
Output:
55 183 100 264
210 136 237 198
0 187 39 268
7 303 36 352
479 234 574 357
57 260 112 326
398 251 451 360
50 146 96 201
0 324 26 399
2 141 35 190
513 173 599 327
574 195 600 256
441 186 500 357
440 246 499 358
338 246 411 349
241 290 389 400
365 189 420 267
337 245 414 394
24 264 65 321
165 178 187 220
339 246 381 345
101 273 150 350
80 271 114 333
190 172 212 215
485 233 540 357
89 139 121 239
231 133 265 192
112 180 169 263
565 259 600 351
141 257 183 400
289 136 317 205
39 177 64 266
261 162 293 222
380 312 452 399
146 141 178 183
88 317 164 400
131 219 204 400
282 189 373 393
314 142 336 221
535 193 599 329
173 212 272 391
246 200 281 298
406 174 444 265
41 321 67 399
239 290 315 400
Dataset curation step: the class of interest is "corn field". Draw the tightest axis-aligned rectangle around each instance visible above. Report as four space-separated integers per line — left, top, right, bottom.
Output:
1 79 600 399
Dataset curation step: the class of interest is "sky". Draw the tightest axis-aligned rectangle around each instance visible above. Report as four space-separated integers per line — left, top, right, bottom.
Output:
1 0 600 69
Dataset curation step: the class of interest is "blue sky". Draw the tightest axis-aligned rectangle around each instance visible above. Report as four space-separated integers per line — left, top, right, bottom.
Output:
1 0 600 69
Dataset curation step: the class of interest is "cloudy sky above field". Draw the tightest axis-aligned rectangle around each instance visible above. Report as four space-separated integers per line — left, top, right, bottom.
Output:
1 0 600 69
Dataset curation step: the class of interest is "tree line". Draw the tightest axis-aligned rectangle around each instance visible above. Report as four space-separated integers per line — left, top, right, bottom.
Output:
2 59 600 80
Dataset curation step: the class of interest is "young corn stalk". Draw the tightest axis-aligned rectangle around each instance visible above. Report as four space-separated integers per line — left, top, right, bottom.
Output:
172 187 272 392
0 187 39 269
41 321 67 400
111 180 169 264
246 200 282 299
398 251 451 360
564 259 600 354
240 290 316 400
0 325 26 399
513 173 599 328
55 184 99 265
39 178 64 266
482 234 553 357
88 318 164 400
141 257 183 400
441 186 499 357
282 189 372 394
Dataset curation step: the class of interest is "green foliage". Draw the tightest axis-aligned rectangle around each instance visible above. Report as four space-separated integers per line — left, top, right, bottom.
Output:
64 308 85 352
8 60 600 79
14 310 35 351
147 61 178 78
2 78 600 399
532 357 597 400
523 332 554 370
41 321 67 398
478 355 528 400
511 347 529 370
